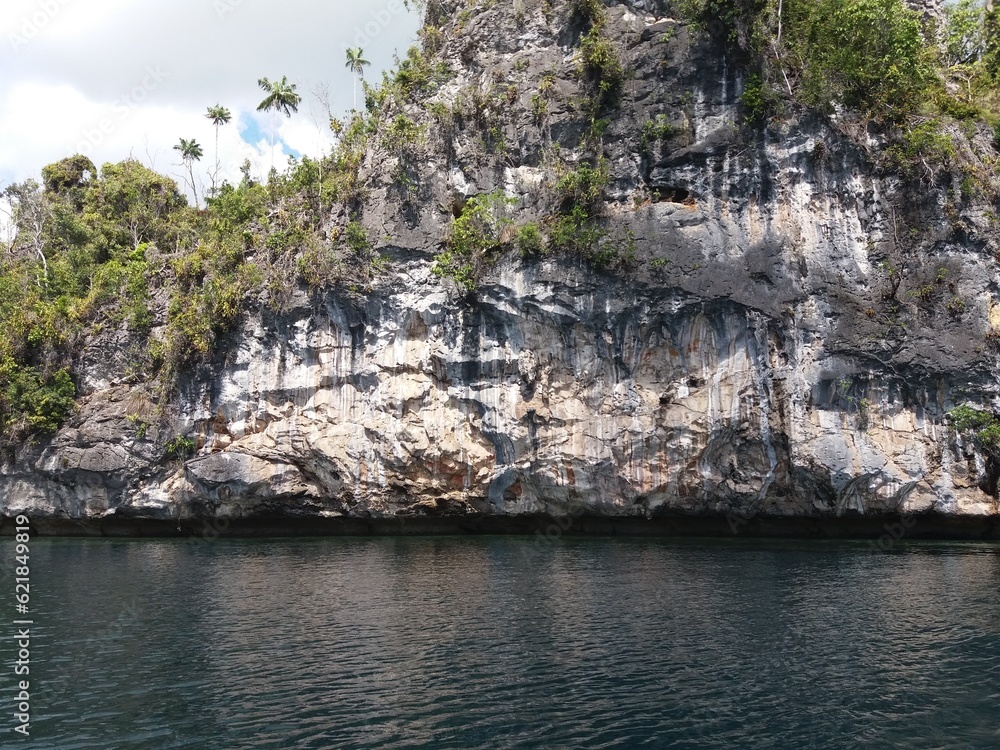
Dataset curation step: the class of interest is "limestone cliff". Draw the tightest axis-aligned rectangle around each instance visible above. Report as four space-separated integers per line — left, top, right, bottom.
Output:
4 0 1000 532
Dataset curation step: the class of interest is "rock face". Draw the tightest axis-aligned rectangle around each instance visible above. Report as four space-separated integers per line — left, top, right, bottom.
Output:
3 0 1000 526
910 0 943 21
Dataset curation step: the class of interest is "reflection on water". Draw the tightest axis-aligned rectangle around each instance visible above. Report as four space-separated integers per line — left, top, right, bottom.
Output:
11 537 1000 749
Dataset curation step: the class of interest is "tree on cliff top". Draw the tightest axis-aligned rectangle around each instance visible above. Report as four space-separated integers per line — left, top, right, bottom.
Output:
345 47 371 110
205 104 232 197
256 76 302 171
682 0 931 121
173 138 204 209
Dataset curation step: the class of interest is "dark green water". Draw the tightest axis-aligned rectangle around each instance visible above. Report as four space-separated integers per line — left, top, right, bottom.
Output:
3 536 1000 749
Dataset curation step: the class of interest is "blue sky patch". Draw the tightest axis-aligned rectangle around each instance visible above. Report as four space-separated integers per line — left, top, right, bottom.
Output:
239 114 266 148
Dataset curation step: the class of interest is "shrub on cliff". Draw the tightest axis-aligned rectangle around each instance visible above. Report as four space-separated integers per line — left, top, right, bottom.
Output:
795 0 930 119
948 405 1000 454
577 25 626 109
682 0 932 121
570 0 626 113
678 0 769 50
434 191 516 290
0 366 75 440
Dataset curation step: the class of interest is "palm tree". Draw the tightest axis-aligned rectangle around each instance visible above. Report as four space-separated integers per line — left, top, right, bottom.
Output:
205 104 231 196
173 138 204 207
256 76 302 170
345 48 370 110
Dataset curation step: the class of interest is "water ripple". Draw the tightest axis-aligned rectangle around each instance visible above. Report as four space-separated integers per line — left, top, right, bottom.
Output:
10 538 1000 749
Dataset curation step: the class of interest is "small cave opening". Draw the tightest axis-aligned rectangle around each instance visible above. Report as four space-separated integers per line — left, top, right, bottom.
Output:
979 455 1000 498
651 187 693 205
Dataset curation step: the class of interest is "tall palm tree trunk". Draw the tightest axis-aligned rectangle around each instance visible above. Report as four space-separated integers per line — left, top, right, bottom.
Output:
270 109 276 171
214 125 220 195
187 163 198 209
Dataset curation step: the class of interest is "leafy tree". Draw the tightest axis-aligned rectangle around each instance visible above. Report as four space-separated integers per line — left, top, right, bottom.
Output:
173 138 204 208
345 47 371 109
802 0 929 120
681 0 931 120
205 104 232 196
2 180 50 283
256 76 302 170
40 154 96 204
84 159 188 255
1 367 76 440
678 0 769 49
982 0 1000 77
945 0 986 66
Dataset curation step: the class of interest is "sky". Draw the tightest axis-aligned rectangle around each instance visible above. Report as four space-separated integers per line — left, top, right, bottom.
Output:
0 0 423 202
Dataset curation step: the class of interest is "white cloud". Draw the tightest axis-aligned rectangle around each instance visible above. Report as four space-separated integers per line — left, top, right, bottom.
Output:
1 0 84 39
280 116 336 159
0 0 422 201
0 82 100 179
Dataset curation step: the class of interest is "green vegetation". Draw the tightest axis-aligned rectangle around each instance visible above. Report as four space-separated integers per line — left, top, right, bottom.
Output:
0 9 457 444
384 114 424 155
640 115 677 155
675 0 1000 199
546 157 631 267
433 191 516 290
516 223 546 256
0 156 186 442
554 158 609 211
1 367 75 440
0 108 391 443
452 81 512 155
573 1 626 112
391 45 452 104
531 93 548 122
571 0 605 27
796 0 929 119
549 204 607 256
256 75 302 169
948 405 1000 451
164 435 197 459
885 121 957 182
739 73 772 123
946 297 967 316
531 72 557 124
681 0 930 121
205 105 232 197
577 25 626 109
345 47 371 109
173 138 204 208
